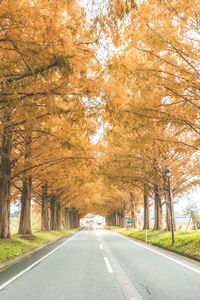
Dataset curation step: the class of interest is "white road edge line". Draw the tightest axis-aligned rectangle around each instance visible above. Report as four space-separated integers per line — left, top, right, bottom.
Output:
104 257 113 273
111 231 200 275
0 230 81 291
99 244 103 250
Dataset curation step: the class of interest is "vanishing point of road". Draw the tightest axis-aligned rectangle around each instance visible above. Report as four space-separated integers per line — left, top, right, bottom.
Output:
0 229 200 300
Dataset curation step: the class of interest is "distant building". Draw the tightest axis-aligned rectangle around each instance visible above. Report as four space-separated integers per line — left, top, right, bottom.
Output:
80 214 105 227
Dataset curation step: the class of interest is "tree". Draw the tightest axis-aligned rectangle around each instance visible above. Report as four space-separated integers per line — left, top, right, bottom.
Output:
0 0 103 238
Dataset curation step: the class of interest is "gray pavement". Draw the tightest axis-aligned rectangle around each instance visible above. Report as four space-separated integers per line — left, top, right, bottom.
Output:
0 229 200 300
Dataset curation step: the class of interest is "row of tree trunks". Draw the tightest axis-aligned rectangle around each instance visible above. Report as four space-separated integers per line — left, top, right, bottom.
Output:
0 123 11 238
41 190 80 232
118 211 126 227
64 207 80 229
106 212 116 226
108 189 150 230
107 212 114 226
107 185 176 232
107 211 125 227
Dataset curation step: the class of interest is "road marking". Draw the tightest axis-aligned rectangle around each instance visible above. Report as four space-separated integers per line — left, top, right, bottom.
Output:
111 231 200 275
102 239 143 299
99 244 103 250
104 257 113 273
0 230 81 291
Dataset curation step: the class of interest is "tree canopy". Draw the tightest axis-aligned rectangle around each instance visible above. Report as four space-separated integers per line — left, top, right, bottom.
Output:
0 0 200 238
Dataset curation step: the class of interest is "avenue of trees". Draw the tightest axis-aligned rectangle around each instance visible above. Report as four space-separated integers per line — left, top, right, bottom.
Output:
100 0 200 230
1 0 200 238
0 0 101 238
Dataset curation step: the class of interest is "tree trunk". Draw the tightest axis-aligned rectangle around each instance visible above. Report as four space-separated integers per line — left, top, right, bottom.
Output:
75 213 78 227
143 186 149 229
50 195 57 230
75 213 79 227
122 202 126 227
112 213 114 226
108 215 110 226
153 184 162 230
56 204 61 230
0 178 11 239
191 213 197 231
115 212 118 226
71 209 79 228
69 209 73 228
77 214 80 227
118 212 122 227
64 208 70 229
0 124 11 239
171 196 176 231
107 214 110 226
130 192 136 228
18 176 32 235
72 209 76 228
122 213 124 227
165 190 170 231
165 199 171 231
18 133 32 235
165 191 176 231
41 183 49 231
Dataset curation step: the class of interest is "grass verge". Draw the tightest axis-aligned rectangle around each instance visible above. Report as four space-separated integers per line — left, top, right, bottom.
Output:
107 226 200 261
0 228 81 264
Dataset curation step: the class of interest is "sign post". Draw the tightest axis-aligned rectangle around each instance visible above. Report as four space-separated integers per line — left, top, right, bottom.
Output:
126 217 133 226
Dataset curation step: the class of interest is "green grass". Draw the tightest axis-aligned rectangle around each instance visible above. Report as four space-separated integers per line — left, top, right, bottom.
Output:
107 226 200 260
0 228 81 264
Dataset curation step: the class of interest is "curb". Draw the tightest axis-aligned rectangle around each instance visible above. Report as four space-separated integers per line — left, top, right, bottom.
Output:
0 230 80 272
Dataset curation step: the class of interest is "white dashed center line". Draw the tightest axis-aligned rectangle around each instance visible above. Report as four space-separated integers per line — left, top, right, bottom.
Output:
104 257 113 273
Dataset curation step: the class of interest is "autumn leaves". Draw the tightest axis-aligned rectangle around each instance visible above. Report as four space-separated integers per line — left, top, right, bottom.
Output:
100 0 200 228
0 0 199 238
0 0 98 238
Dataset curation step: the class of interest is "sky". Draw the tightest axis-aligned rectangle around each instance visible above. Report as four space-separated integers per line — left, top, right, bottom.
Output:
174 186 200 215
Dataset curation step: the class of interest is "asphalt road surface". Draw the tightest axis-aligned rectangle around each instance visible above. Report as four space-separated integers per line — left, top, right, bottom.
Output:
0 229 200 300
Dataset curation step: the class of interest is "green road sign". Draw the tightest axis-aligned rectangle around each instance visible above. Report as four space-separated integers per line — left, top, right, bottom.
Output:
126 217 132 225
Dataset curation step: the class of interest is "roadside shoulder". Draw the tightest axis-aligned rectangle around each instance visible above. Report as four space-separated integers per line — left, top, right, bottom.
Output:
107 227 200 264
0 228 81 272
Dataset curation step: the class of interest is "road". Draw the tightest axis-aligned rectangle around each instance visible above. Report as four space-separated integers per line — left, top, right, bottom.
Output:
0 229 200 300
